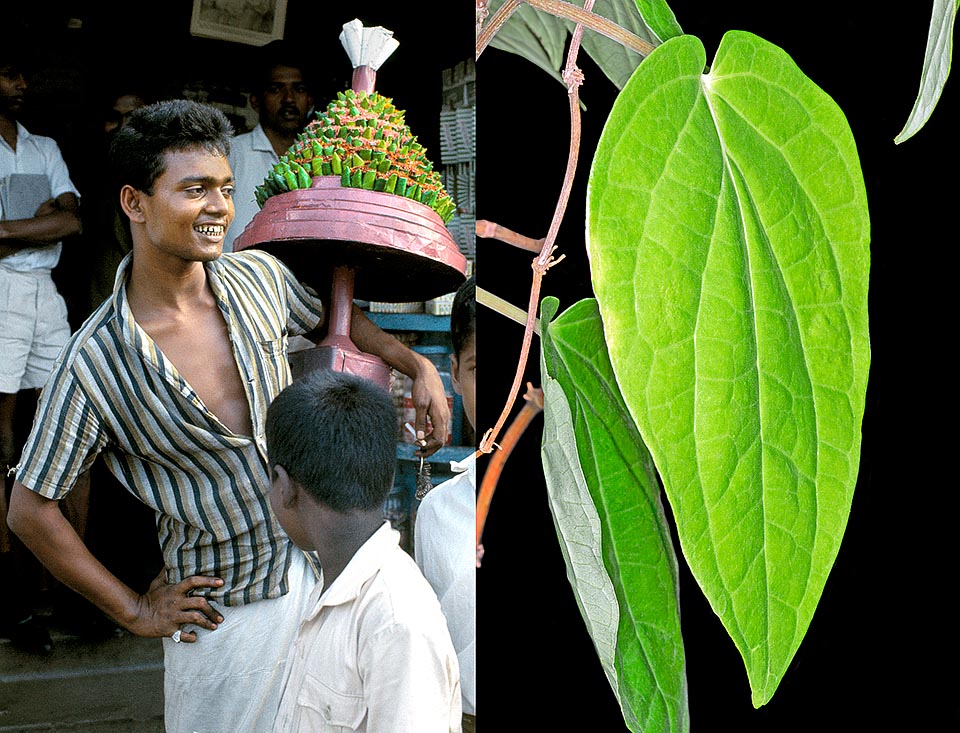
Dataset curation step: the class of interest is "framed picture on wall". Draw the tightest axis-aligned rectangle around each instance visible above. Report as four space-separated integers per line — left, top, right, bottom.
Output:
189 0 288 46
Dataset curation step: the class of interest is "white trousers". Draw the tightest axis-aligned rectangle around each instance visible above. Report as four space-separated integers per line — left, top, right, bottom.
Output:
0 266 70 393
162 550 317 733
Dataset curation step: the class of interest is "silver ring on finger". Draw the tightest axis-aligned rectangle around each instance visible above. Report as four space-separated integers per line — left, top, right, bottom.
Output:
171 629 182 643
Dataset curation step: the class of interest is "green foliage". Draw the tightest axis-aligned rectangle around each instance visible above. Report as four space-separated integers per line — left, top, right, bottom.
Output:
486 0 671 89
632 0 682 43
540 296 687 733
895 0 959 143
585 31 871 706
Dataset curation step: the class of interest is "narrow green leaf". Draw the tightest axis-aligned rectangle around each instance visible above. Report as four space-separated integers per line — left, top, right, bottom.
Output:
586 32 871 706
541 296 688 733
895 0 959 143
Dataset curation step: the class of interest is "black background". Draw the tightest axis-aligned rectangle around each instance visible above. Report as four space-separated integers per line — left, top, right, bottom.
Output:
477 2 958 730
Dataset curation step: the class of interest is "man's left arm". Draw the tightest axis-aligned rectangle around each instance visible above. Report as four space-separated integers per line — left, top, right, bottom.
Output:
349 304 449 454
274 254 449 453
0 193 82 257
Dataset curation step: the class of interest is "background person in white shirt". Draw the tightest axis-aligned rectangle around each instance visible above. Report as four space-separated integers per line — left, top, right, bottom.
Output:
414 274 476 732
266 369 461 732
224 40 314 253
0 43 81 656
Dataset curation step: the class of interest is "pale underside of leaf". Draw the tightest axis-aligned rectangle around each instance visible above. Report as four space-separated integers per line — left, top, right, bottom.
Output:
895 0 959 143
541 296 687 733
486 0 668 90
487 0 569 86
586 32 870 706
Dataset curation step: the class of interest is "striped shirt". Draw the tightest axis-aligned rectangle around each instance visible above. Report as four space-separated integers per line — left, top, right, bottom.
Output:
16 249 323 606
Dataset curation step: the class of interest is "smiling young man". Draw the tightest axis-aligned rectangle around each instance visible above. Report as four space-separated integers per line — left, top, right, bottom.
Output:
6 99 450 732
224 40 314 253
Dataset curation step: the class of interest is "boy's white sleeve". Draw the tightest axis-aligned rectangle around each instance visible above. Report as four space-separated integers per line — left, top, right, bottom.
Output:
360 621 462 732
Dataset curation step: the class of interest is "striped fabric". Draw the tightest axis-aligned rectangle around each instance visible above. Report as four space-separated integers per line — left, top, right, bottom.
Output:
16 250 323 606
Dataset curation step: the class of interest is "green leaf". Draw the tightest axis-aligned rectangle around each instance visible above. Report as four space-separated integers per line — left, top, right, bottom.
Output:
633 0 683 43
578 0 665 89
487 0 570 88
586 32 871 706
895 0 959 143
540 296 688 733
486 0 672 90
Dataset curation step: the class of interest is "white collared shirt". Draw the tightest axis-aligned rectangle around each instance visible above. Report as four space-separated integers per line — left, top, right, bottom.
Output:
414 453 477 716
273 522 461 732
225 123 277 253
0 122 80 271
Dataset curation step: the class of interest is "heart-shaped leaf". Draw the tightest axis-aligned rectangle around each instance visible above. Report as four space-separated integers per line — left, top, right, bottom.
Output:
586 31 871 706
541 296 687 732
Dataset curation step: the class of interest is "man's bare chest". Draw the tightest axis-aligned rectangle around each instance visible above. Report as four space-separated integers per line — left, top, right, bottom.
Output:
143 307 253 437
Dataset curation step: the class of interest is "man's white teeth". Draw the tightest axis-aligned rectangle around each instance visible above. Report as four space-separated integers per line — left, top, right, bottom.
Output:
196 225 224 236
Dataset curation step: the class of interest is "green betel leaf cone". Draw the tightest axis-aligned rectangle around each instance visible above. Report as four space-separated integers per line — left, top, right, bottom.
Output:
258 89 456 223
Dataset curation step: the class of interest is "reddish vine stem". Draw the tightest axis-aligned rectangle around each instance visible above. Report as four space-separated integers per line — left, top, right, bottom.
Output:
476 0 521 58
476 219 544 253
477 0 590 456
476 383 545 563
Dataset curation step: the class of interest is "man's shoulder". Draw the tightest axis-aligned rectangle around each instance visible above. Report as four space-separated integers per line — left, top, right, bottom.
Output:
64 300 120 357
418 471 474 520
216 248 282 276
369 546 445 616
230 125 259 143
42 302 121 391
18 126 63 155
229 126 270 158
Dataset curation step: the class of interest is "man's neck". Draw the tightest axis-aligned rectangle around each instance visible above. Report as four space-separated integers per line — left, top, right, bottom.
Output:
0 113 18 150
125 249 213 323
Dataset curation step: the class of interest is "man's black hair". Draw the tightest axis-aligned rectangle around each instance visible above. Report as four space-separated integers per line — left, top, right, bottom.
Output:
266 370 396 513
108 99 233 196
0 35 32 73
451 274 476 358
251 39 314 96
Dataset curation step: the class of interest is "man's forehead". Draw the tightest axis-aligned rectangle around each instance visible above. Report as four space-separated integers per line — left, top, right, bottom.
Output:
160 147 233 177
268 65 306 83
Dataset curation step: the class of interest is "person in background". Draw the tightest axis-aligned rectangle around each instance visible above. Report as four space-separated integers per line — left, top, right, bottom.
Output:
267 369 461 732
414 274 477 732
0 40 82 656
76 87 151 320
103 92 147 137
6 99 450 731
224 39 315 253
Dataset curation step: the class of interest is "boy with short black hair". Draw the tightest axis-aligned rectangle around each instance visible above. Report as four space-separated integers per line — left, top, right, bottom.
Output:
266 369 461 732
415 274 477 732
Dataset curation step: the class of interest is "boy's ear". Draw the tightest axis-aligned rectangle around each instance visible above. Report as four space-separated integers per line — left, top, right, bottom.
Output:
119 185 146 224
272 464 299 509
450 353 464 397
